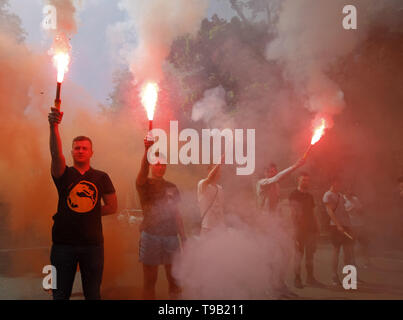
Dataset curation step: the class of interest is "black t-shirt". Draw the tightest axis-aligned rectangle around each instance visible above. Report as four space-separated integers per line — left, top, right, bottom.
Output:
289 189 317 234
136 178 180 236
52 166 115 246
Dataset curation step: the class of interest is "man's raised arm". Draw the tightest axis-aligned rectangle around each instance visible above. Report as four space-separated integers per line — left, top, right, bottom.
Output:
48 107 66 178
136 137 154 186
258 158 305 187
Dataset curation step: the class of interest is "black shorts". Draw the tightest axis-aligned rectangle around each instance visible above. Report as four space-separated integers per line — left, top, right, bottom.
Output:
295 231 317 254
330 226 354 248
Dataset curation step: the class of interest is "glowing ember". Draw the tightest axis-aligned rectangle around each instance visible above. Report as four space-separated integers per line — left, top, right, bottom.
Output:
311 118 326 145
140 82 159 120
53 52 70 83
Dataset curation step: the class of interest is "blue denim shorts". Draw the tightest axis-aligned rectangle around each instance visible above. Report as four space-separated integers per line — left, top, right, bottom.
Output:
139 231 180 265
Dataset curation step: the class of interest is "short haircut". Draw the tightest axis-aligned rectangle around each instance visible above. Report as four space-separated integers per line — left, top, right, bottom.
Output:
72 136 93 148
398 176 403 183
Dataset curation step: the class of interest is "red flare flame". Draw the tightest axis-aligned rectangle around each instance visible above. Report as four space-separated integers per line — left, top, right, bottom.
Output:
53 52 70 83
140 82 159 120
311 118 326 145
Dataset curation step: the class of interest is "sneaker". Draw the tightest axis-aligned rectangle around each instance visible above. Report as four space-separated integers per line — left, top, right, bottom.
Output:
294 276 303 289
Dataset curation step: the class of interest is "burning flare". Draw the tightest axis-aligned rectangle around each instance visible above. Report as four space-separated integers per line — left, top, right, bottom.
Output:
311 118 326 145
53 52 70 83
140 82 159 121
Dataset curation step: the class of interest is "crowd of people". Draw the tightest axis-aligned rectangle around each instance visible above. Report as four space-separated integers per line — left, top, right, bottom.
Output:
47 106 402 300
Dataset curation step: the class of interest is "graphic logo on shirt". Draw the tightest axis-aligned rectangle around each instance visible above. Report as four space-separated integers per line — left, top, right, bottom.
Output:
67 181 98 213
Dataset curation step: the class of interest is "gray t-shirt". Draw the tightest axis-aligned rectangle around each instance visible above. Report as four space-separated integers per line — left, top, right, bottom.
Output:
322 190 351 227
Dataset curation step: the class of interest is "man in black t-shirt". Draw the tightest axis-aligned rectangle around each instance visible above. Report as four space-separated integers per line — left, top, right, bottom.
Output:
289 172 320 289
48 107 117 300
136 137 186 300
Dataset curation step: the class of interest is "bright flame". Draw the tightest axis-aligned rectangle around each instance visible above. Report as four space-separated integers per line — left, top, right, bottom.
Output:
311 118 326 145
53 52 70 83
140 82 159 120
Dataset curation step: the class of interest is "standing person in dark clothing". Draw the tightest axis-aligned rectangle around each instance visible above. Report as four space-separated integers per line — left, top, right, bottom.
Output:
289 172 320 289
48 107 118 300
136 137 187 300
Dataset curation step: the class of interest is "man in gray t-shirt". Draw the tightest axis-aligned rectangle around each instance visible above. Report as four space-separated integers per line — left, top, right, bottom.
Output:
322 178 354 286
323 191 351 228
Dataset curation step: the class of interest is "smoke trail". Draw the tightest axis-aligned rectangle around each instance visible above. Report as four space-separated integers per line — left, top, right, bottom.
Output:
44 0 79 54
265 0 403 117
117 0 208 82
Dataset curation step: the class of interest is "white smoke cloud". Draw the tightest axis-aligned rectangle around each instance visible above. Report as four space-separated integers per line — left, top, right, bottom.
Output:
265 0 403 116
191 85 229 128
116 0 208 83
173 215 295 299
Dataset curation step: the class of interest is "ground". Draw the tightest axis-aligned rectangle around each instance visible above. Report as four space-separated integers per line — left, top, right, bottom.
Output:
1 234 403 300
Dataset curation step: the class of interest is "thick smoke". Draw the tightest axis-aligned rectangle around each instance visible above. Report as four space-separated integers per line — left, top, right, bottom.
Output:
191 85 234 129
117 0 208 82
175 0 403 299
265 0 403 117
1 0 403 299
46 0 78 35
173 215 295 299
45 0 79 55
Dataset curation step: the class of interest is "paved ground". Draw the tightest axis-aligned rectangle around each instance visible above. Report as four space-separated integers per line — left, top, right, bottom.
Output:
285 242 403 300
1 238 403 300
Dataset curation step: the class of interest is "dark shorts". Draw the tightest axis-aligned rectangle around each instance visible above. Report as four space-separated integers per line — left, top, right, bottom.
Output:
295 231 317 254
139 231 180 266
330 226 354 248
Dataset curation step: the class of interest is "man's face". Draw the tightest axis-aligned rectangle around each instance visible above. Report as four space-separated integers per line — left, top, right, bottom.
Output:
151 160 167 179
298 175 310 190
265 166 278 178
71 140 93 165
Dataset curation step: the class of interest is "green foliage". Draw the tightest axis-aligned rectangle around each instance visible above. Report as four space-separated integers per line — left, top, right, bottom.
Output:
167 11 270 114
